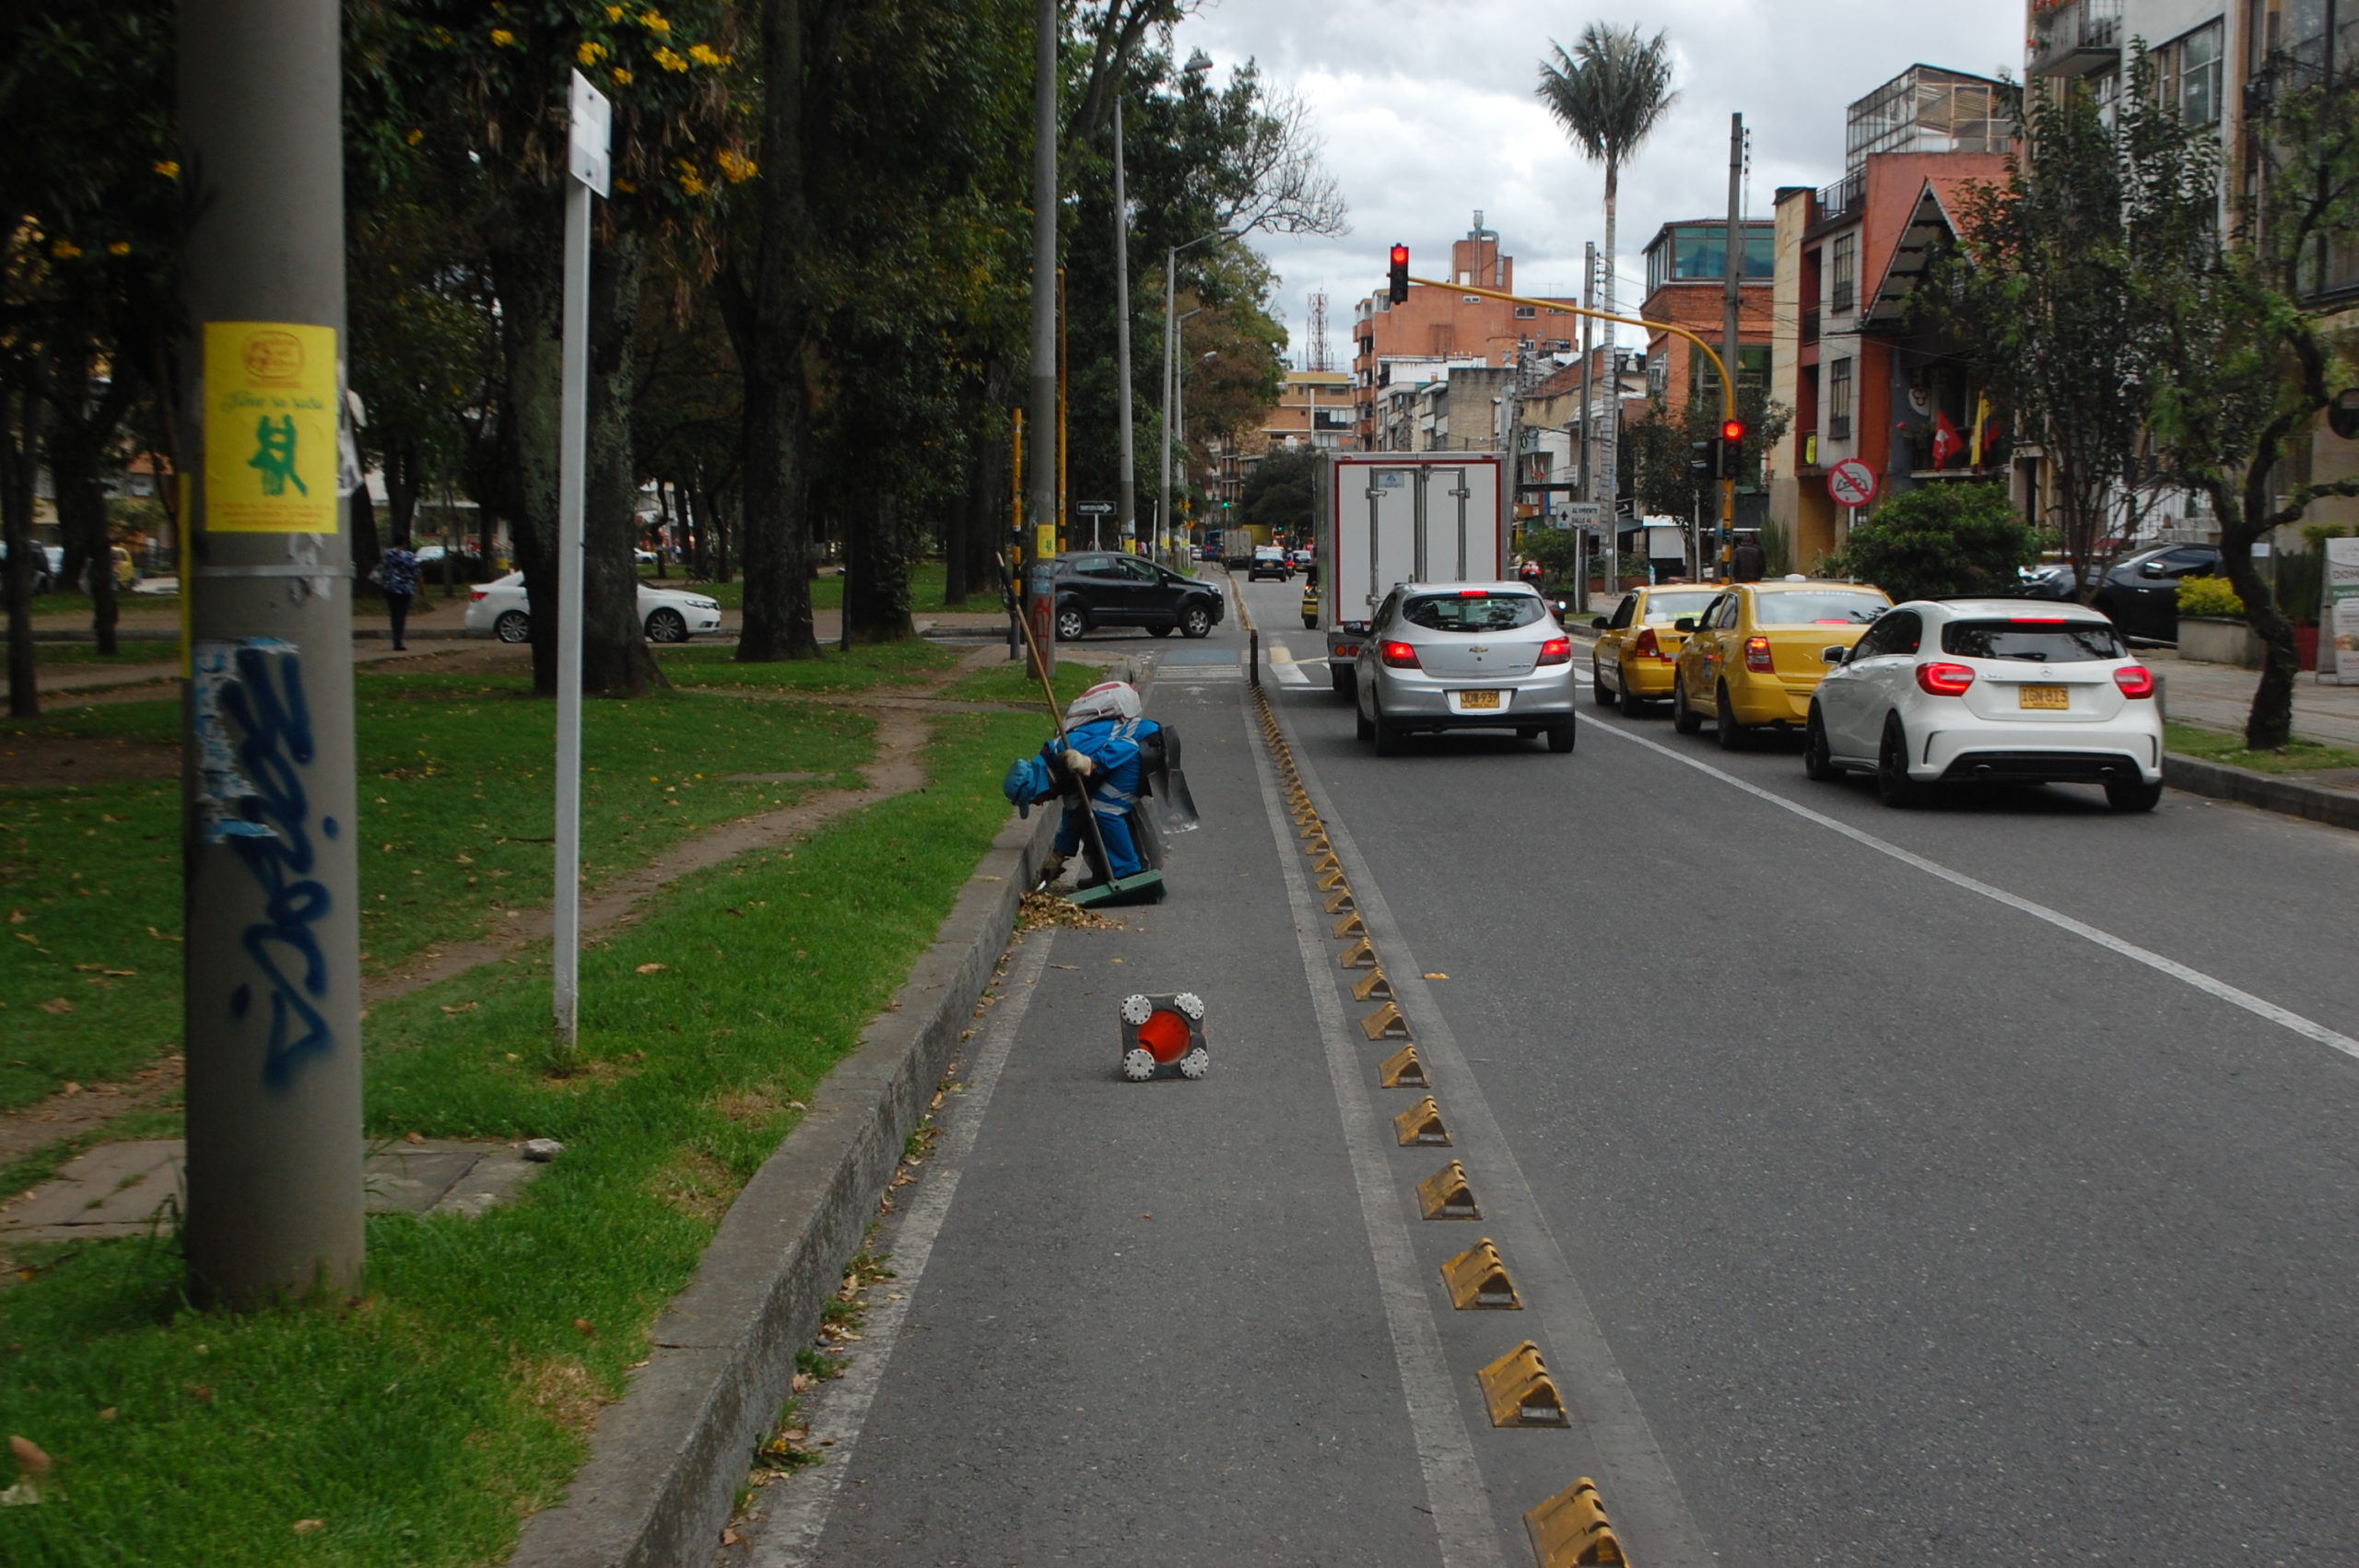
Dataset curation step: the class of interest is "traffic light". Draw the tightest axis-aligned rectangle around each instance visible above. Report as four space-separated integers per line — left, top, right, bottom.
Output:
1716 418 1747 482
1689 439 1714 479
1388 244 1409 305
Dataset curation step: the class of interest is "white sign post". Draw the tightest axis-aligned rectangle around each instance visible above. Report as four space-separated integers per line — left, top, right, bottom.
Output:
554 72 610 1051
1827 458 1879 544
2326 535 2359 685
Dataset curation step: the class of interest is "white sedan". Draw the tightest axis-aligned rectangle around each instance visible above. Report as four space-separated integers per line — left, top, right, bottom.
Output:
1804 598 2165 811
464 571 724 644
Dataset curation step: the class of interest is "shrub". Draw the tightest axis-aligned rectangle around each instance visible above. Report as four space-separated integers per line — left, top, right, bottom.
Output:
2177 573 2246 618
1820 482 2033 603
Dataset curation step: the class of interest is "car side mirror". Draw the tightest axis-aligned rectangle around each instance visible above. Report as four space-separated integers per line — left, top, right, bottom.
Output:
1673 617 1697 633
1590 616 1609 631
1822 645 1850 665
2139 561 2166 578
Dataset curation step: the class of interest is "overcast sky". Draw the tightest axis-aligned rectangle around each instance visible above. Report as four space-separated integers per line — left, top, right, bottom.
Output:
1174 1 2024 361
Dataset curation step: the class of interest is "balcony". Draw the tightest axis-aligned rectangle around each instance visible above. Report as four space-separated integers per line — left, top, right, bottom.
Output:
2028 0 2122 78
1817 170 1865 226
1802 308 1821 345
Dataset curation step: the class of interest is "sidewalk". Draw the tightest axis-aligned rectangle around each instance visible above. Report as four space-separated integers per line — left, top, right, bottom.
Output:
2147 649 2359 748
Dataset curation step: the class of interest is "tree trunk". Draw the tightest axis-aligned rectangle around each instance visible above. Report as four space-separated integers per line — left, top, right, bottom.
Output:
583 229 654 696
386 437 421 546
491 192 566 695
350 463 382 596
48 355 122 656
4 377 42 720
842 489 914 643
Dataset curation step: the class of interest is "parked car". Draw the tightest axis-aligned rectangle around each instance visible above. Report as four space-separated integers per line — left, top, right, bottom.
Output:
1589 583 1725 717
0 543 63 595
1354 581 1577 755
1050 552 1226 640
2018 543 2221 643
1806 599 2164 811
463 570 724 643
1669 578 1893 746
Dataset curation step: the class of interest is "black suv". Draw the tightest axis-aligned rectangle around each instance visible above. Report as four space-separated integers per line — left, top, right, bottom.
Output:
2019 542 2221 643
1051 552 1226 640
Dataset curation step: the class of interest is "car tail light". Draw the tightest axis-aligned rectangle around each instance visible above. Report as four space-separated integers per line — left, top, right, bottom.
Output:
469 588 488 603
1536 637 1571 665
1916 661 1976 696
2113 664 2156 698
1633 626 1661 660
1333 643 1359 660
1379 640 1421 670
1745 635 1774 673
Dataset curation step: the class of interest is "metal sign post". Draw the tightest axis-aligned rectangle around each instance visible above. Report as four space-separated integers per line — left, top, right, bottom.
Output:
553 71 609 1052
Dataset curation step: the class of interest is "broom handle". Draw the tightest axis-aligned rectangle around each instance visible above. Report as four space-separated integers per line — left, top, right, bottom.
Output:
999 554 1122 876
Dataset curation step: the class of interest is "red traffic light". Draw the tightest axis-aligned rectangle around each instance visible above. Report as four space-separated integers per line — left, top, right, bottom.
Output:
1721 418 1745 442
1387 243 1410 305
1391 244 1409 266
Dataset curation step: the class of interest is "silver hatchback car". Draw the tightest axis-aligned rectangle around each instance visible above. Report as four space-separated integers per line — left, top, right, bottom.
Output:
1354 581 1577 755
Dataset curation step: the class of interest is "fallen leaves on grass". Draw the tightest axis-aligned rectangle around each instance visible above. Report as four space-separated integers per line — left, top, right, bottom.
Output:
38 998 73 1015
0 1436 53 1506
516 1355 607 1436
292 1519 325 1537
635 962 668 975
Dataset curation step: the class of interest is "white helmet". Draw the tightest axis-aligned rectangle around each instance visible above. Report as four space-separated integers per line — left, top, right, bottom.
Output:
1064 680 1142 726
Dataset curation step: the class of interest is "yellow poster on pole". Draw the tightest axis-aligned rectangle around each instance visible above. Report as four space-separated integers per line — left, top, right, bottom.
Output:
203 322 339 533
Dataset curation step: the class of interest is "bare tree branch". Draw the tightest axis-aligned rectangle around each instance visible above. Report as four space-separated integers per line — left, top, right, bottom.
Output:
1216 88 1349 240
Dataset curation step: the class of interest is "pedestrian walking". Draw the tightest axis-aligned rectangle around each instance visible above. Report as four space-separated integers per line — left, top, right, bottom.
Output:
1731 534 1766 583
379 542 419 649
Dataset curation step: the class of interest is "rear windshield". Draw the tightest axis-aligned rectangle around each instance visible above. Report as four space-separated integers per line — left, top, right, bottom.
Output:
1642 591 1719 625
1942 618 2123 661
1753 590 1887 626
1402 591 1545 632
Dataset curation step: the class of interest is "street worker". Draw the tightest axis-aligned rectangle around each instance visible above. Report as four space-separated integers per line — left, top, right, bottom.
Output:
1045 679 1147 883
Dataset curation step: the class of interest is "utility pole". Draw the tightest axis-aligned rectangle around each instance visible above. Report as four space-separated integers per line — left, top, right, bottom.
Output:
1721 111 1744 572
1025 0 1057 676
1579 240 1597 610
178 0 362 1305
1111 98 1137 553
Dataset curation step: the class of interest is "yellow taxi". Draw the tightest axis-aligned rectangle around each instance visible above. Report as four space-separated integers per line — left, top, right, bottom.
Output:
1669 578 1893 746
1588 583 1727 717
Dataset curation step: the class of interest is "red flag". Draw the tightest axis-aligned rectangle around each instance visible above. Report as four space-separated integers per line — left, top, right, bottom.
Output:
1931 408 1964 469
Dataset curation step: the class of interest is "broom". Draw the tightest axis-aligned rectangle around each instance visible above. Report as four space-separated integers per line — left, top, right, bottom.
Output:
1000 555 1167 908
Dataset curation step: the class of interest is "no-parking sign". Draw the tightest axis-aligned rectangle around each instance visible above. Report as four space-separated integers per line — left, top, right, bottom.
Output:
1827 459 1878 509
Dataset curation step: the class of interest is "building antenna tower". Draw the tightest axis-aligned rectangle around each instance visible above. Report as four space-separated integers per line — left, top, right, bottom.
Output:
1306 290 1331 372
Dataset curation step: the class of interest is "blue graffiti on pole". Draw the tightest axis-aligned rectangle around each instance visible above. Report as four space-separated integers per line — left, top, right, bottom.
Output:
193 638 338 1089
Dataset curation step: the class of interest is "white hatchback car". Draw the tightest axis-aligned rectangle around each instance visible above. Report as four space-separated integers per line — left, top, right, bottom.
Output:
464 571 724 644
1805 598 2165 811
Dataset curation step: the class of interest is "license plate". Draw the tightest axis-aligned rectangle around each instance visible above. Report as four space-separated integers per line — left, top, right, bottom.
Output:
2018 685 2070 710
1459 690 1501 709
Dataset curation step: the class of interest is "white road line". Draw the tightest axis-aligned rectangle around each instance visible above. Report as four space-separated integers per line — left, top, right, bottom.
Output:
1273 705 1718 1568
1247 698 1505 1568
737 934 1056 1568
1273 661 1316 688
1586 719 2359 1063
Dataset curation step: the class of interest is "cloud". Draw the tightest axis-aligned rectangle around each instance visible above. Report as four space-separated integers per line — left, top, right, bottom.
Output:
1174 0 2023 355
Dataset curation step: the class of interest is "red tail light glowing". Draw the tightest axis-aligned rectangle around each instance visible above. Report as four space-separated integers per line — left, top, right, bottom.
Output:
1536 638 1572 665
469 588 488 603
1633 626 1663 660
1916 661 1976 696
2113 664 2155 698
1744 635 1774 673
1380 640 1421 669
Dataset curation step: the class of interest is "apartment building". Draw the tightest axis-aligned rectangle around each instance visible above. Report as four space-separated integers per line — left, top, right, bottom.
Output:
1350 215 1579 448
1766 65 2014 568
1636 217 1776 412
1259 368 1356 454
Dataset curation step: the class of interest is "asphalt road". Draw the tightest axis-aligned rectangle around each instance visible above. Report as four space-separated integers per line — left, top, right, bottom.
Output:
724 574 2359 1567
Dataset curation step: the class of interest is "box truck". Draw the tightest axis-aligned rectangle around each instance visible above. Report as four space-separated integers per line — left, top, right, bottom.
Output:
1310 451 1508 695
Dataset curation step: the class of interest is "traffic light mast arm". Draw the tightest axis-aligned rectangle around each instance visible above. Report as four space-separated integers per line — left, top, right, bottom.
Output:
1407 275 1738 530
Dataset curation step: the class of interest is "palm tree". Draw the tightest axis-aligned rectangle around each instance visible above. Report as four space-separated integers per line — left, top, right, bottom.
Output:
1535 24 1677 323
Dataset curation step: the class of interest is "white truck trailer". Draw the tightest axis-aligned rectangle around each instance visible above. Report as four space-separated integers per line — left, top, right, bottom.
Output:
1310 451 1508 696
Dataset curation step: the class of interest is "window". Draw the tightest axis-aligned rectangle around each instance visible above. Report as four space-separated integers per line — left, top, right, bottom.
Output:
1829 233 1857 313
2158 20 2223 127
1514 305 1537 319
1712 595 1740 630
1114 557 1160 583
1401 591 1544 632
1608 593 1637 630
1853 610 1921 658
1941 619 2123 661
1640 590 1719 625
1827 358 1853 440
1751 589 1888 626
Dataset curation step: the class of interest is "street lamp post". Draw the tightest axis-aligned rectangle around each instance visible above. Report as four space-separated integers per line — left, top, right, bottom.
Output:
1159 230 1233 562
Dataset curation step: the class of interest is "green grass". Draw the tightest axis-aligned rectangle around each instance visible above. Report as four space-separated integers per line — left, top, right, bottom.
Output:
30 643 182 665
653 638 959 692
28 591 181 618
640 560 1004 616
940 661 1104 708
2165 721 2359 774
0 709 1039 1567
1 675 872 1119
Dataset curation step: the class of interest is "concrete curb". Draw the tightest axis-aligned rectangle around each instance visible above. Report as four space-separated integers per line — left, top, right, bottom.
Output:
507 654 1146 1568
2165 752 2359 832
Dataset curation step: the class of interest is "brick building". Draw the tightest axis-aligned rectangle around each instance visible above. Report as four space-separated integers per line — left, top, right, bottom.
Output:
1350 214 1579 449
1636 217 1776 414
